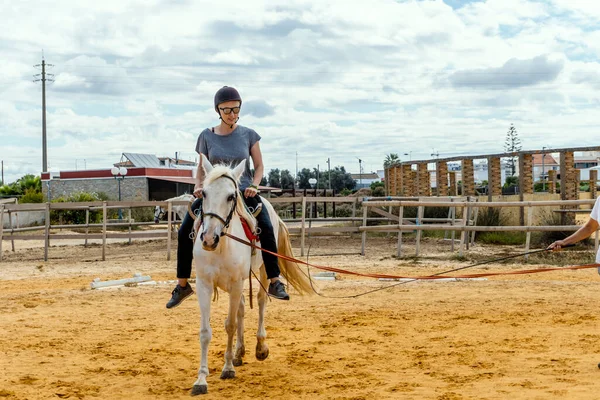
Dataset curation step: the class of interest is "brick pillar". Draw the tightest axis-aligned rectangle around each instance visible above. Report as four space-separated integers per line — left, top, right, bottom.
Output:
519 154 533 194
436 162 448 196
462 159 475 196
416 163 430 196
394 166 402 196
547 170 557 194
384 167 390 195
590 169 598 198
402 164 413 196
411 170 418 196
488 157 502 198
560 151 577 225
448 172 457 196
560 151 577 201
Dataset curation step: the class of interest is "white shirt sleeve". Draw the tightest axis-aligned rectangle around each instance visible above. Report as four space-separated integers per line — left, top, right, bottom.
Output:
590 197 600 263
591 197 600 223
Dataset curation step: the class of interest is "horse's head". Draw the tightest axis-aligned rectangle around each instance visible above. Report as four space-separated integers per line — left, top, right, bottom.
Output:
154 205 165 223
199 157 245 251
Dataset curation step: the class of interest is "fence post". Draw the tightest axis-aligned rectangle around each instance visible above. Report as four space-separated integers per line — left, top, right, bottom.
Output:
459 205 467 257
300 196 306 257
8 210 14 252
415 204 424 257
0 205 4 262
351 198 357 227
464 201 471 250
85 208 90 247
524 206 533 260
167 201 172 261
361 202 368 256
451 201 456 252
128 208 132 245
102 201 107 261
44 203 50 262
397 205 404 257
470 206 479 246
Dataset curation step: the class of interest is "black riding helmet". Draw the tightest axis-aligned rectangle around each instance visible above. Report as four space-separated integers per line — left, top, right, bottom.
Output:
214 86 242 112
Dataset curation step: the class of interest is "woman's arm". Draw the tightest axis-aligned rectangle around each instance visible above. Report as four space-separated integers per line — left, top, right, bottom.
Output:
194 155 205 198
245 142 263 198
548 217 599 250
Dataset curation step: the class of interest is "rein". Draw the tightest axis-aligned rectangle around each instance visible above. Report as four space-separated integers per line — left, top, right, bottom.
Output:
223 233 600 297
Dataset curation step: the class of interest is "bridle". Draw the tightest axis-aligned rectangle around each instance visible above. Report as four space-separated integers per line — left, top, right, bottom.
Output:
200 174 239 236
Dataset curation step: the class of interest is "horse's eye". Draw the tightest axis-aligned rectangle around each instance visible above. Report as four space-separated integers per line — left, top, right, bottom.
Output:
227 194 235 202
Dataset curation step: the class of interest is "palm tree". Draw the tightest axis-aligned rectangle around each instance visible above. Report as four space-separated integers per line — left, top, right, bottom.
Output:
384 153 401 169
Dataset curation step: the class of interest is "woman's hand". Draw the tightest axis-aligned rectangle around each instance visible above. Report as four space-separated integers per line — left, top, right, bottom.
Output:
193 185 203 199
244 186 259 198
547 239 568 251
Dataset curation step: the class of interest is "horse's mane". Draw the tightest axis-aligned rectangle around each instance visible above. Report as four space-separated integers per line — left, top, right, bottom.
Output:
204 165 256 233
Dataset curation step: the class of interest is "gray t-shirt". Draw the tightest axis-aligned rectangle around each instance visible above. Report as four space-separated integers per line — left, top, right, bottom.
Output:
195 125 261 189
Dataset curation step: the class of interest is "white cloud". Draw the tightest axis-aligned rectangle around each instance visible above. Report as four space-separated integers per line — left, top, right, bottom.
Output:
1 0 600 184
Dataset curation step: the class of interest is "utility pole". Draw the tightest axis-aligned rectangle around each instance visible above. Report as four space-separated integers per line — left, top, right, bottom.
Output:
34 54 54 173
326 157 331 190
357 158 363 188
1 160 4 185
295 151 298 189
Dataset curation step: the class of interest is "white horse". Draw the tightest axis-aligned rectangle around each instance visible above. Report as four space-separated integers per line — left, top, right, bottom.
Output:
190 158 313 396
154 194 195 224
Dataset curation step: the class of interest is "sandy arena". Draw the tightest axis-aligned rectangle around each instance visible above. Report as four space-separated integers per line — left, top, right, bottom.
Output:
1 234 599 399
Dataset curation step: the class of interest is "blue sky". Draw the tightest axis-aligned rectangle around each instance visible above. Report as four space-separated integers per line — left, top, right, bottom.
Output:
1 0 600 183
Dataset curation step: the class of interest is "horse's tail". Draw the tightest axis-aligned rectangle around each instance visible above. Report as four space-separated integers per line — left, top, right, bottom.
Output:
276 217 314 295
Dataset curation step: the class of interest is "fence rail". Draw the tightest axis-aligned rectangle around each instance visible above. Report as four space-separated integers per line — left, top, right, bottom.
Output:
1 197 599 262
360 197 599 258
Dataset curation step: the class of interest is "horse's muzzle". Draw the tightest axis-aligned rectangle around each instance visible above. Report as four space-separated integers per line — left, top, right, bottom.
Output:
202 233 219 251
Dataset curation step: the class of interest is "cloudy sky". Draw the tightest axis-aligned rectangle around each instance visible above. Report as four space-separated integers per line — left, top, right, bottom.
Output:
1 0 600 184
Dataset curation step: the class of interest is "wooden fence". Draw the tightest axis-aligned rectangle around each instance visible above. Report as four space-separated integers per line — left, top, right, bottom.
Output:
361 198 600 258
2 197 597 262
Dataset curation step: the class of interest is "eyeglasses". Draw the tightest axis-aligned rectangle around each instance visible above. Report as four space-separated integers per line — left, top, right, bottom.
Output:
219 107 241 115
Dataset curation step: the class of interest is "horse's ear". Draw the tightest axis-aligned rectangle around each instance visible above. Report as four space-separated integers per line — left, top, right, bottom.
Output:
232 159 246 181
201 154 213 174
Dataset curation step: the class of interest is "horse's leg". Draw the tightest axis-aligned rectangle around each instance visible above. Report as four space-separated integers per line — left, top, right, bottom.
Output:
256 267 269 361
192 280 213 396
233 295 245 367
221 281 243 379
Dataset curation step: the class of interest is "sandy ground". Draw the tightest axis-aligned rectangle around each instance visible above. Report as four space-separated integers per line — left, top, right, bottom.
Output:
1 234 599 400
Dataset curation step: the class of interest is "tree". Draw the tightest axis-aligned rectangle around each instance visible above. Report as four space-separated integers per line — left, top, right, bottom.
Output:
383 153 401 169
267 168 281 188
504 124 522 176
0 174 42 196
297 168 313 189
280 170 295 189
329 166 356 192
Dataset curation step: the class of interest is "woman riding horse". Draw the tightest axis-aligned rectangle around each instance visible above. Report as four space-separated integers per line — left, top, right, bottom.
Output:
166 86 289 308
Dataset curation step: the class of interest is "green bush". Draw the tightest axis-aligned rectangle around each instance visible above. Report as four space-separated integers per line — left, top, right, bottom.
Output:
20 188 44 203
51 191 108 225
476 208 504 227
131 207 155 223
531 209 585 247
477 231 526 245
334 203 353 217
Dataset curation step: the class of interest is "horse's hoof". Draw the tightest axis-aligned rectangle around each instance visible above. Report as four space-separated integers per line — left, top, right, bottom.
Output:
191 384 208 395
220 370 236 379
233 358 243 367
255 347 269 361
